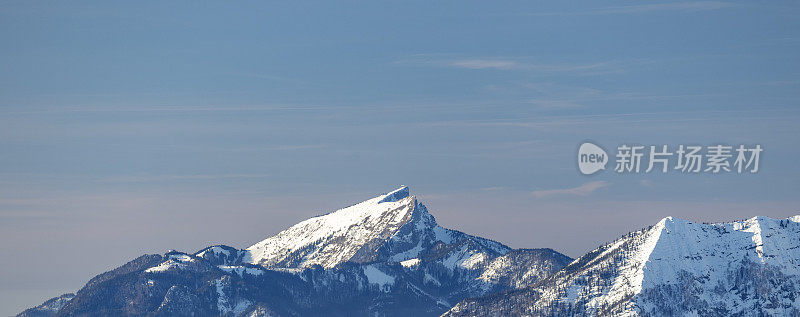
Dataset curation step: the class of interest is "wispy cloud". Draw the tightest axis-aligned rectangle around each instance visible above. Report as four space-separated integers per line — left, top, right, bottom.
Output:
529 1 734 16
0 104 347 115
226 144 330 152
527 99 583 109
532 181 610 198
108 173 271 183
397 55 616 75
416 109 800 130
449 59 518 70
447 59 611 74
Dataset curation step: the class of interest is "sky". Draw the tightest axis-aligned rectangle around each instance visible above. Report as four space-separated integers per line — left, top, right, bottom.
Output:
2 0 800 314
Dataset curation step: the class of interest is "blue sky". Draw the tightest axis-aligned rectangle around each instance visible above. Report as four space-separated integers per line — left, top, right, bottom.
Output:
2 1 800 314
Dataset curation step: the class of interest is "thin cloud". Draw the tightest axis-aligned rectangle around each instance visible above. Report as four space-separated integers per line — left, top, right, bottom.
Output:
108 173 271 183
397 55 616 75
227 144 330 152
597 1 734 14
447 59 610 73
527 99 583 109
532 181 610 198
450 59 518 70
416 109 800 129
0 104 348 115
529 1 734 16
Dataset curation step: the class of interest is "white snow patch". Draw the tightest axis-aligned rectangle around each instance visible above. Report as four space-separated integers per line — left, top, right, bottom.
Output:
167 253 194 262
145 261 186 273
145 253 196 273
218 265 264 276
363 265 395 290
216 278 252 315
197 246 232 258
400 258 421 268
461 252 487 269
441 245 490 272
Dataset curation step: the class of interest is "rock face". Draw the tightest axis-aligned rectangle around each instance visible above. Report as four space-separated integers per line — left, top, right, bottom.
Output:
22 186 571 316
445 216 800 317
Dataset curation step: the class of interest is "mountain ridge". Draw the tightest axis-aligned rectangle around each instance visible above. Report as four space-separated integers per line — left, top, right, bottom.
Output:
20 186 571 316
19 187 800 316
445 214 800 316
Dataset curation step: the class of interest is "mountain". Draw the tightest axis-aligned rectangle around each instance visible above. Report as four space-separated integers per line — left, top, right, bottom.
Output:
18 294 74 317
243 186 508 269
445 215 800 316
21 186 571 316
24 187 800 316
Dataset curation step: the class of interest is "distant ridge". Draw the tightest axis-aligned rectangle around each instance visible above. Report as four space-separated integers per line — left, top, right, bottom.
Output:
20 187 571 316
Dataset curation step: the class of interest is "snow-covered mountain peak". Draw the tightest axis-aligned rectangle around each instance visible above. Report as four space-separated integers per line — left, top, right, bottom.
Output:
379 185 410 203
240 186 514 271
243 187 424 268
448 214 800 316
240 186 510 270
628 215 800 287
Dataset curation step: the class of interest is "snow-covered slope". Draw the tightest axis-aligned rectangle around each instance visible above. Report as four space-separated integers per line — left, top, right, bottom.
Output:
23 185 800 316
22 186 571 316
243 186 508 269
17 293 75 317
446 215 800 316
